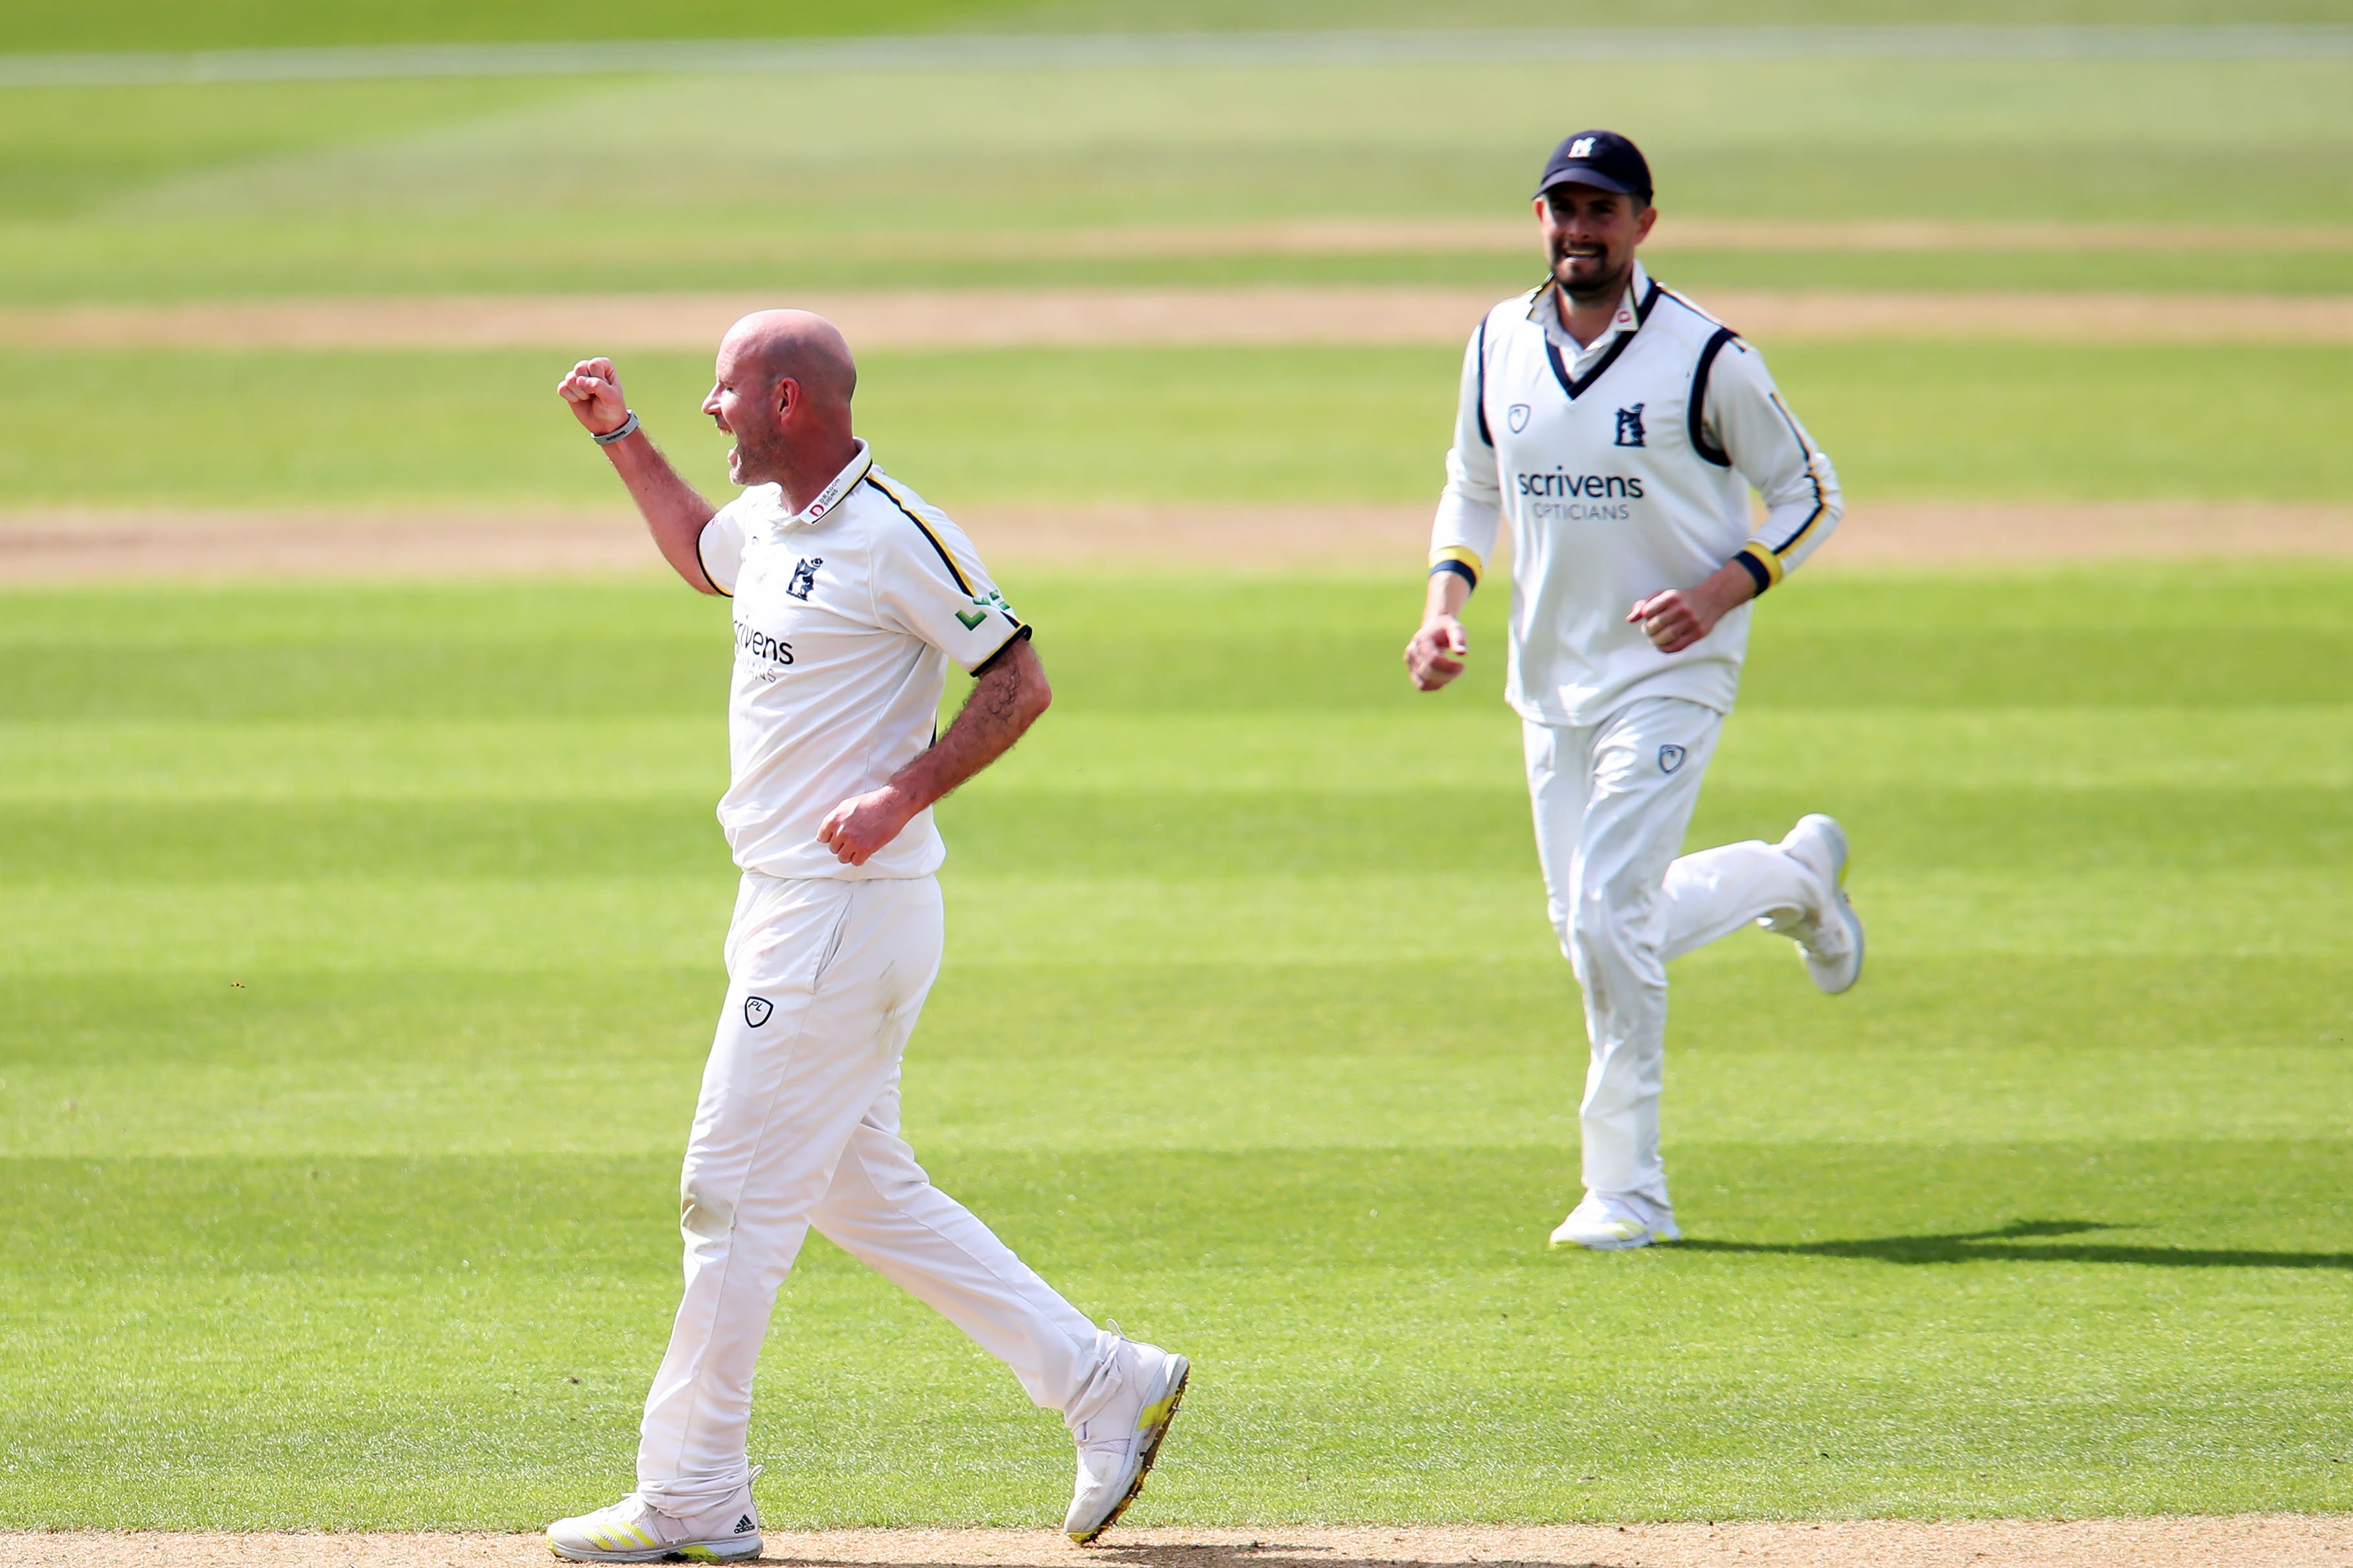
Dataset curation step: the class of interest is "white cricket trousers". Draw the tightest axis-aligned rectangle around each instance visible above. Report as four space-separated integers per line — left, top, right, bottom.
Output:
635 871 1111 1516
1524 697 1820 1209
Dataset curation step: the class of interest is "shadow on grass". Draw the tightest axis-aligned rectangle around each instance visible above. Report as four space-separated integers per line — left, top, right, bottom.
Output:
1675 1217 2353 1270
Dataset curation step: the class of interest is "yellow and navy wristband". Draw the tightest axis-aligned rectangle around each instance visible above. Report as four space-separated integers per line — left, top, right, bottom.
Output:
1731 542 1783 595
1429 546 1484 589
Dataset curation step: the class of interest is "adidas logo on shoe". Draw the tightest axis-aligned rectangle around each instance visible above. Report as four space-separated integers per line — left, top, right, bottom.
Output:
734 1516 756 1534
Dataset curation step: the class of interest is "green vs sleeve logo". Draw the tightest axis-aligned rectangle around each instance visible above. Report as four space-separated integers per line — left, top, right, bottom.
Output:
956 589 1015 630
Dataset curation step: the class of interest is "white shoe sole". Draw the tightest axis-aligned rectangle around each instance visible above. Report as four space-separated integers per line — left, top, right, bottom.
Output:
1550 1215 1680 1250
1788 813 1864 995
1809 887 1865 995
1067 1355 1189 1544
1557 1229 1651 1250
548 1539 759 1563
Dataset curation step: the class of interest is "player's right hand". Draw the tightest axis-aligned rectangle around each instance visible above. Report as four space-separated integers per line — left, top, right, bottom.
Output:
558 357 631 437
1405 617 1469 691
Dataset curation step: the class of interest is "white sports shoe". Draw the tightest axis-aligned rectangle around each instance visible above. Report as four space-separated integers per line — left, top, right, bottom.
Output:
545 1478 762 1562
1063 1332 1190 1543
1550 1192 1681 1251
1778 813 1865 995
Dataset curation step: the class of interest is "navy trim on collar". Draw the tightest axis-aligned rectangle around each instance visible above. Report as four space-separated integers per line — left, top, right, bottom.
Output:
1541 278 1660 402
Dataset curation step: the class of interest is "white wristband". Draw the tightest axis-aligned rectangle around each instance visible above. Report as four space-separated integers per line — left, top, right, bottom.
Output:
592 409 640 446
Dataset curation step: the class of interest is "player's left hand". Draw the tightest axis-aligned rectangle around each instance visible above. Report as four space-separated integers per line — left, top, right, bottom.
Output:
1627 585 1723 654
818 786 920 866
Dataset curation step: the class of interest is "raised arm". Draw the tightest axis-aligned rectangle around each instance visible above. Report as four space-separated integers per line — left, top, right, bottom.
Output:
816 636 1051 867
557 357 723 594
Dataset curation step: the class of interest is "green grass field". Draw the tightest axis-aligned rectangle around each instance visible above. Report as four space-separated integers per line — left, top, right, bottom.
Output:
8 343 2352 508
9 0 2346 54
5 56 2350 302
2 569 2350 1527
3 0 2351 1538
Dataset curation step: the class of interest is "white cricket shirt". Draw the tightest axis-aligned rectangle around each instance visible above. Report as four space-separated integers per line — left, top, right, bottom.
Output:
1431 262 1842 727
694 440 1028 880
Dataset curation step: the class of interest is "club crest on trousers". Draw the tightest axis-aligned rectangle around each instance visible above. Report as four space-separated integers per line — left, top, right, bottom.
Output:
744 995 774 1028
1659 744 1686 775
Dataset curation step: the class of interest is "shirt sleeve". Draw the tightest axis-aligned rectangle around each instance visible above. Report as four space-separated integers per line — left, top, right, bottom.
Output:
866 479 1031 672
1702 338 1842 593
1429 315 1504 590
695 502 748 597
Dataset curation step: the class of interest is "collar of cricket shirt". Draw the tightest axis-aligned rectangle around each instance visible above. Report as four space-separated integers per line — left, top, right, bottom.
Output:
1532 260 1664 401
768 439 875 536
1530 258 1654 358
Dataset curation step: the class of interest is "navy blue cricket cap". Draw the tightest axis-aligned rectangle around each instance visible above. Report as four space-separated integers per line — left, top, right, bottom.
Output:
1533 130 1653 204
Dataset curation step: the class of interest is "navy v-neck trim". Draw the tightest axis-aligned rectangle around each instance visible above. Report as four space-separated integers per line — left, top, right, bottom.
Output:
1542 278 1660 402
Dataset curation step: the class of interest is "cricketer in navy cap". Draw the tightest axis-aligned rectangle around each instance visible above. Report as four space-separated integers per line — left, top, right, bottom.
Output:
1533 129 1654 203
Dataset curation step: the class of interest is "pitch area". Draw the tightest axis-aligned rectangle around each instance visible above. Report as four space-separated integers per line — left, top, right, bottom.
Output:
10 1521 2353 1567
3 6 2348 1550
2 567 2348 1529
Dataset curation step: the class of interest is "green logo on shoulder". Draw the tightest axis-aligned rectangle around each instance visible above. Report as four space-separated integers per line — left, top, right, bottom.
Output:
956 590 1014 631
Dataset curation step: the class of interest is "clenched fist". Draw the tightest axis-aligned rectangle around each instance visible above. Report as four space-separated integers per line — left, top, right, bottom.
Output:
1404 615 1470 691
1627 560 1759 655
558 358 632 438
817 786 921 867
